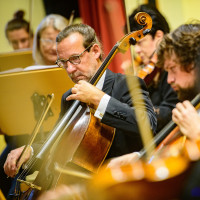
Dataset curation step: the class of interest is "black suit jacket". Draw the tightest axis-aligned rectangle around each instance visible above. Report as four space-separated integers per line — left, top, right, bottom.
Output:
148 70 179 132
60 69 157 158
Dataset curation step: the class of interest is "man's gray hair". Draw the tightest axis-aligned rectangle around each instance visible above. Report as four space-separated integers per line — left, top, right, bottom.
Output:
56 23 103 60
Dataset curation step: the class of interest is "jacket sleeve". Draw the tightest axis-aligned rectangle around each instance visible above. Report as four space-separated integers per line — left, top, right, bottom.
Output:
101 75 157 137
150 71 179 132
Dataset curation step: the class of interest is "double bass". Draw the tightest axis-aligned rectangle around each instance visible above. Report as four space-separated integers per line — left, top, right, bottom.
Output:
14 12 153 200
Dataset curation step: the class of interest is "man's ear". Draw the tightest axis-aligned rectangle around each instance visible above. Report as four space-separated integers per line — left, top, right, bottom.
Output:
155 30 164 39
154 30 164 47
91 44 101 59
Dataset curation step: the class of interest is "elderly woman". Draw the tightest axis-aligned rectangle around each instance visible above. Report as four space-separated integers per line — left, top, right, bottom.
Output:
26 14 69 68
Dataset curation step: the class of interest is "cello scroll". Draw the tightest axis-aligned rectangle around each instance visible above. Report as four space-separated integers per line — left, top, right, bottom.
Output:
117 12 152 53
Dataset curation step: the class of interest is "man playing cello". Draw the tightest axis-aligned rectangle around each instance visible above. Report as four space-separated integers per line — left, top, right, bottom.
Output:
3 23 156 198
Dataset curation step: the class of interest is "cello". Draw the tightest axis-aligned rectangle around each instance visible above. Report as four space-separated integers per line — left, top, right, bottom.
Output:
14 12 153 200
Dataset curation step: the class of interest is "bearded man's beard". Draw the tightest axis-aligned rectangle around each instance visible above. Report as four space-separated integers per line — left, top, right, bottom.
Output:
178 80 200 101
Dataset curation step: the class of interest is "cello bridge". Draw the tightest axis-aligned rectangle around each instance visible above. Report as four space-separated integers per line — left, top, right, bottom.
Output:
17 179 42 191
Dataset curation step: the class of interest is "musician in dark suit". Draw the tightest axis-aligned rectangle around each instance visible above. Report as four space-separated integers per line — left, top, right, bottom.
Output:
122 4 179 132
4 24 157 197
61 69 155 158
57 23 157 158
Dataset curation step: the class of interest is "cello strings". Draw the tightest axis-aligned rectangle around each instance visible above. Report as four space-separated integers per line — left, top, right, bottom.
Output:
16 112 71 181
17 129 57 183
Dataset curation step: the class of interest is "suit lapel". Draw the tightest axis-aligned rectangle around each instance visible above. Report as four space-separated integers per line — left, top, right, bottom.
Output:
102 69 115 95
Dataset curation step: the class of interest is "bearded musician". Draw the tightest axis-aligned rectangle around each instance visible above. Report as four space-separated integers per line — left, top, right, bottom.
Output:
157 23 200 200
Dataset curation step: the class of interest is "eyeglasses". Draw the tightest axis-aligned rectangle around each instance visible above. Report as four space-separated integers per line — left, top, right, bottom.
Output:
40 38 56 46
56 43 93 69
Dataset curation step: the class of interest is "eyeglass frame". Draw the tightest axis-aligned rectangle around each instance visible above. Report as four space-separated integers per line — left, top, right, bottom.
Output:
40 38 56 46
55 42 94 69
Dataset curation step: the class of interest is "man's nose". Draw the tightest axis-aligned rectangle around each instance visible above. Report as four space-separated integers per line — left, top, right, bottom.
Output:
18 41 26 49
66 62 77 73
51 42 57 50
167 73 175 84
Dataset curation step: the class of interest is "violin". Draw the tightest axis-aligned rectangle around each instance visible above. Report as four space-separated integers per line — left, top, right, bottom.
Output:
137 61 161 87
136 52 161 87
89 94 200 200
14 12 153 200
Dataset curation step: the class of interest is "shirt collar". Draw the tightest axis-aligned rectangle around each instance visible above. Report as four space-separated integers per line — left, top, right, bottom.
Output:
96 70 107 90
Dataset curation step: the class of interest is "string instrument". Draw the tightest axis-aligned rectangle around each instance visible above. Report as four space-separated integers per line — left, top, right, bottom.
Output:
14 12 153 200
15 94 55 174
137 61 161 87
136 53 161 87
90 94 200 200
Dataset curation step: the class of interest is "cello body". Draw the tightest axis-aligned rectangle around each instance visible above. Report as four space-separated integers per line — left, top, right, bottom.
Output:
89 136 197 200
18 104 115 199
